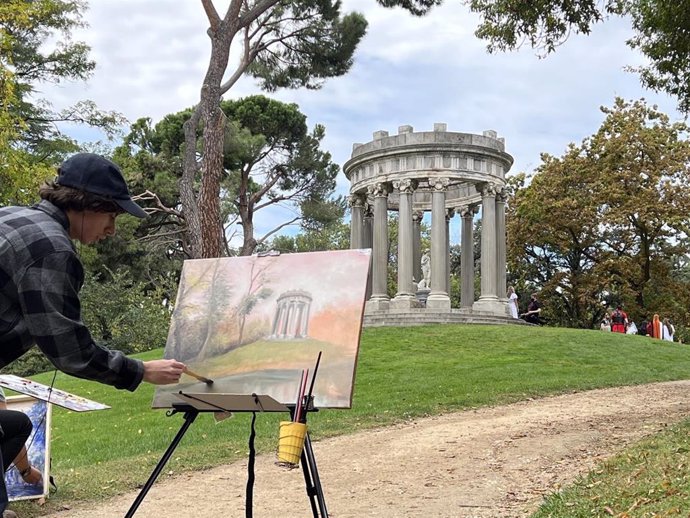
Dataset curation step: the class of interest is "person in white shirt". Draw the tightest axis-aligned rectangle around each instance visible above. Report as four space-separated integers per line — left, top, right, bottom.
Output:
507 286 519 319
662 318 675 342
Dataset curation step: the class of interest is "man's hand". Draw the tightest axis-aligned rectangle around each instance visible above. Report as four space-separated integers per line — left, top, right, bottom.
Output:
21 466 42 485
142 359 186 385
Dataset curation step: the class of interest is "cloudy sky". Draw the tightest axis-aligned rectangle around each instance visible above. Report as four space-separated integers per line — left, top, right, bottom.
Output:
43 0 684 244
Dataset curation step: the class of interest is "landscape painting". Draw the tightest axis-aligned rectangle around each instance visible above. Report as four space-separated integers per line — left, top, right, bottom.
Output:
5 396 51 501
152 249 371 409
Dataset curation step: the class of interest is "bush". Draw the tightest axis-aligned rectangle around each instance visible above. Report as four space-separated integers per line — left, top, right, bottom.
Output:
80 268 173 355
0 348 54 377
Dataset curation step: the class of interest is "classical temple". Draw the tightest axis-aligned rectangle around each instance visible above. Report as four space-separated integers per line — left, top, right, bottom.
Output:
268 290 313 340
344 123 518 326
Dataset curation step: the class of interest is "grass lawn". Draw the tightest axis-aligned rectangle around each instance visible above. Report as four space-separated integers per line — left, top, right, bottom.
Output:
533 420 690 517
6 324 690 516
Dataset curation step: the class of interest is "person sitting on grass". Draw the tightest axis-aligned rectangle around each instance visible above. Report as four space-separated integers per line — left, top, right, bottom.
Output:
0 153 187 517
520 293 542 325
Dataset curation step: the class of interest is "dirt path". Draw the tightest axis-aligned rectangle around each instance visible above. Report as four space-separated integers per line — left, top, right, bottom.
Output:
44 380 690 518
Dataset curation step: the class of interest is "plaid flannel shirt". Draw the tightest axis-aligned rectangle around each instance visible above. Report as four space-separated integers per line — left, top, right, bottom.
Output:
0 200 143 391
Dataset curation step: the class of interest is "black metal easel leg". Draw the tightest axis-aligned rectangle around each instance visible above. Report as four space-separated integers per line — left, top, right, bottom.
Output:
124 410 198 518
300 432 329 518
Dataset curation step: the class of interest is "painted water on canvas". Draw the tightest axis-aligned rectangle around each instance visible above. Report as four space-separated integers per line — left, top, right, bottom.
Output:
153 249 371 409
5 396 51 501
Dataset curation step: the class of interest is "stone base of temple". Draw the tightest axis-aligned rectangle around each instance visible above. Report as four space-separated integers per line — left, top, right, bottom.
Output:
363 307 528 327
390 294 422 309
472 297 508 316
426 293 451 310
366 297 390 311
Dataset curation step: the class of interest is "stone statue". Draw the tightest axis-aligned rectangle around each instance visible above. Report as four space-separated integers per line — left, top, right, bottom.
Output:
418 250 431 290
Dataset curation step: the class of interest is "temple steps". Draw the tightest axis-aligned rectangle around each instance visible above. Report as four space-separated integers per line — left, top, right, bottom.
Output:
363 308 530 328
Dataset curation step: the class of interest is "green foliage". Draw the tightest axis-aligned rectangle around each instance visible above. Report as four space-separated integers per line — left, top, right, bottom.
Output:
468 0 618 54
246 0 368 91
0 348 53 377
508 98 690 329
0 0 125 205
116 95 344 257
376 0 443 16
269 220 351 253
628 0 690 114
79 268 173 355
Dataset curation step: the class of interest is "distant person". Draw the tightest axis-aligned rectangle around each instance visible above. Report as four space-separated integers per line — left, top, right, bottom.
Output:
507 286 519 319
650 314 662 339
626 321 638 335
638 318 649 336
600 317 611 332
0 153 187 516
662 318 675 342
521 293 542 325
610 306 628 333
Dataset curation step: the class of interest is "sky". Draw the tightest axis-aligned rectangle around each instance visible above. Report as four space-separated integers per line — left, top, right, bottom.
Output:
42 0 685 245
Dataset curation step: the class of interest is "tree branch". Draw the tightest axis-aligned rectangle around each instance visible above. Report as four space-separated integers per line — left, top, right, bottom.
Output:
201 0 221 31
256 217 301 245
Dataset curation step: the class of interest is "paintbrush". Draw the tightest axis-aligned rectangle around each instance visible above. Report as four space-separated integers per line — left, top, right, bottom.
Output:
183 367 214 385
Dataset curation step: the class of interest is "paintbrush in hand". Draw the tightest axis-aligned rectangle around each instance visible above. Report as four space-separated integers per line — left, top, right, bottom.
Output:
183 367 214 385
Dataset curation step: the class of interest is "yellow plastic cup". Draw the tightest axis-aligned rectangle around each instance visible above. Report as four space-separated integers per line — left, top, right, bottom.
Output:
277 421 308 465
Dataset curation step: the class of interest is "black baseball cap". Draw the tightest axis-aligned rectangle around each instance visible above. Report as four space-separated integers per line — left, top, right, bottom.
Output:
56 153 147 218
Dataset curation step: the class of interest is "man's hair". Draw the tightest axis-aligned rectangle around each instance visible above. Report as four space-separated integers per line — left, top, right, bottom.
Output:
39 181 125 214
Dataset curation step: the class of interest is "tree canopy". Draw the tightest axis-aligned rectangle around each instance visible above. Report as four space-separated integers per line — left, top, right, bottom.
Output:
0 0 125 204
508 98 690 329
115 94 343 257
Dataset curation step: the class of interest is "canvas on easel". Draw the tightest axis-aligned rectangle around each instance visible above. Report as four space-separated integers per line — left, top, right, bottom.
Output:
153 249 371 409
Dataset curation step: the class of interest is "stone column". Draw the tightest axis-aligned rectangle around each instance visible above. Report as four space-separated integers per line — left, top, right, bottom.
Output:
427 177 451 309
459 205 478 308
445 208 453 297
495 187 508 302
473 182 503 314
362 203 374 300
392 179 417 308
366 182 391 311
412 211 423 286
349 192 365 249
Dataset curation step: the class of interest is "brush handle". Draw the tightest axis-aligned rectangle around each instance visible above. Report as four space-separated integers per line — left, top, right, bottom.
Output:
184 367 213 384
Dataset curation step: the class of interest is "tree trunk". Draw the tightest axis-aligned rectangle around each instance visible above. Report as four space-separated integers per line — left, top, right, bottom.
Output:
181 109 203 258
199 105 225 258
183 3 239 259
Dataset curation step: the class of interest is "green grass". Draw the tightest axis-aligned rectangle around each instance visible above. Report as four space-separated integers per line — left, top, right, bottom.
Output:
9 324 690 516
533 420 690 517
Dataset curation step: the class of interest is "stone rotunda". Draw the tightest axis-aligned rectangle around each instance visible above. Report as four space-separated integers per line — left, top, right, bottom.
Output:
344 123 517 326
